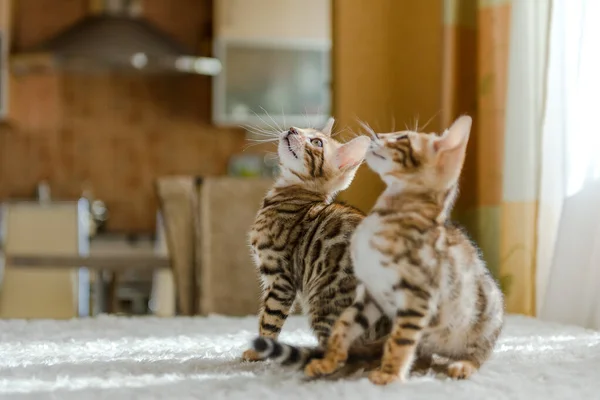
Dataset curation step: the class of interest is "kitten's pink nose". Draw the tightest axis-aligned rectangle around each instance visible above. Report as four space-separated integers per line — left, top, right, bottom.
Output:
288 127 299 135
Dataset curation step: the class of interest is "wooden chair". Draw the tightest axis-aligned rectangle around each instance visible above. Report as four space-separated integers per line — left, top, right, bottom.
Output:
155 176 273 316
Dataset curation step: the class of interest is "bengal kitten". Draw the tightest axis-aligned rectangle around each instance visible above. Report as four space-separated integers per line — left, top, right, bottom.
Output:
242 118 391 364
304 116 505 385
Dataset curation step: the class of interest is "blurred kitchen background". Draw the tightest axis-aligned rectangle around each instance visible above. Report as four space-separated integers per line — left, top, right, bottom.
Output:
0 0 335 319
0 0 597 330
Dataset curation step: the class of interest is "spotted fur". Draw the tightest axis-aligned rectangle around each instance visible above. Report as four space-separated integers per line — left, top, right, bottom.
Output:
242 118 391 364
305 116 505 385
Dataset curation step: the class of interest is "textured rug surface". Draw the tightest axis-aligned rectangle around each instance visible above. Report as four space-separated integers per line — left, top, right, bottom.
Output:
0 314 599 399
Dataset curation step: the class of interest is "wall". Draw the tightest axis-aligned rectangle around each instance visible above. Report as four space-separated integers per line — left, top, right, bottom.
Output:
1 0 461 229
333 0 444 211
0 0 246 233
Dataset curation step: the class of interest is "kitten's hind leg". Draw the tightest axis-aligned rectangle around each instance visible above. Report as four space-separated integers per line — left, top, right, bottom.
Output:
242 275 295 361
447 327 501 379
447 360 477 380
446 346 486 379
369 288 431 385
305 285 383 377
447 292 503 379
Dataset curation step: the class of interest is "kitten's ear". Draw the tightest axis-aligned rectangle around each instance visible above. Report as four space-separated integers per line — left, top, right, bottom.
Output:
336 136 371 170
433 115 472 175
321 117 335 136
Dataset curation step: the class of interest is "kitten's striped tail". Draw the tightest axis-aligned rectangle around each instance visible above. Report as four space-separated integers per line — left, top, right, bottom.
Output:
251 337 324 367
251 337 385 369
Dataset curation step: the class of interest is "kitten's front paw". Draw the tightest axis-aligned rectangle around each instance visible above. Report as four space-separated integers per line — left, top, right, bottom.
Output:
304 357 340 377
447 360 476 379
241 349 262 362
369 370 399 385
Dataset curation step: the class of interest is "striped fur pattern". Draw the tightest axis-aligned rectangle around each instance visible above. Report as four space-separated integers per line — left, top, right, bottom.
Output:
242 118 391 363
251 336 384 369
305 116 505 385
252 335 400 380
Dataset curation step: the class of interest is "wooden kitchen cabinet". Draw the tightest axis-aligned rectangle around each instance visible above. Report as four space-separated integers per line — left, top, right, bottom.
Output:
0 201 88 319
212 0 332 128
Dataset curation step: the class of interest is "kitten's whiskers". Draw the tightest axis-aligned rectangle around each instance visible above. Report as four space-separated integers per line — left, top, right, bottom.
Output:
357 119 378 141
252 110 281 133
259 106 283 132
421 110 441 132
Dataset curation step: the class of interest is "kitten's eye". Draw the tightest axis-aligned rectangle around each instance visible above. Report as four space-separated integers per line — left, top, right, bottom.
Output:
310 138 323 148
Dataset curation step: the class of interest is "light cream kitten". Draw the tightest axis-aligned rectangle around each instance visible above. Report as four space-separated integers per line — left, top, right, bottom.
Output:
305 116 505 385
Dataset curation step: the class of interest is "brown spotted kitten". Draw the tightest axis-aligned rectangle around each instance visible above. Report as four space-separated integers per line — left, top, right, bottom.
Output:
304 116 505 384
242 118 391 364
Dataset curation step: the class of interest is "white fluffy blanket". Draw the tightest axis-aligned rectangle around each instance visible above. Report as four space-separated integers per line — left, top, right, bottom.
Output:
0 314 598 399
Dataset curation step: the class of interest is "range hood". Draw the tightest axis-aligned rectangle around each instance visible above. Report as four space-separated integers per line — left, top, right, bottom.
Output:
11 0 222 76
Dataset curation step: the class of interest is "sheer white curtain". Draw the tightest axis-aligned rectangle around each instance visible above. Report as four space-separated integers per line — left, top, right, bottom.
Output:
536 0 600 329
